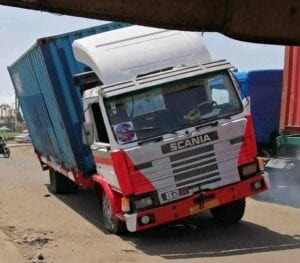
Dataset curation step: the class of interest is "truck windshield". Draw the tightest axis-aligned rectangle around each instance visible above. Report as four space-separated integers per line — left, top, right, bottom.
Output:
105 71 242 145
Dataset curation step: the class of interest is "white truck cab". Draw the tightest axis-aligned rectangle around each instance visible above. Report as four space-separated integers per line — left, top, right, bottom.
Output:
72 26 269 233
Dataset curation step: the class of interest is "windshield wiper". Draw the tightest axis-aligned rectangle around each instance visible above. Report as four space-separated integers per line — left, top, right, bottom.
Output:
181 109 221 128
138 135 163 145
199 108 221 120
192 111 232 130
132 127 161 132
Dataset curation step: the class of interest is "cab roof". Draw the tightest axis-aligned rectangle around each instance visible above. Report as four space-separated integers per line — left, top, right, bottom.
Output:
73 25 212 86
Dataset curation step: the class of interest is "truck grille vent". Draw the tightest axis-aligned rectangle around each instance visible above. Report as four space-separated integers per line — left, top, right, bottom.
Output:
171 152 215 168
173 158 216 173
176 173 220 187
169 145 213 162
174 163 218 182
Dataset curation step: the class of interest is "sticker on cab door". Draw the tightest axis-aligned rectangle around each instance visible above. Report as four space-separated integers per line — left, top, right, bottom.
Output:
113 122 137 144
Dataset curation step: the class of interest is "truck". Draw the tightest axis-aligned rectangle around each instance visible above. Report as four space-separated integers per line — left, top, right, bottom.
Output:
9 24 269 234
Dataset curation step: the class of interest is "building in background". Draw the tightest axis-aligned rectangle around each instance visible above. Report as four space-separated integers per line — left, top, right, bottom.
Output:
0 100 24 131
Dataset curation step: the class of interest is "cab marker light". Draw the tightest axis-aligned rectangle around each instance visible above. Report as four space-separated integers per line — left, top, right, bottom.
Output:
257 157 265 171
122 197 130 212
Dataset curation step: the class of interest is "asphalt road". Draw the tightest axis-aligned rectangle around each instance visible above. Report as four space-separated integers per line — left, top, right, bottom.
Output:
0 145 300 263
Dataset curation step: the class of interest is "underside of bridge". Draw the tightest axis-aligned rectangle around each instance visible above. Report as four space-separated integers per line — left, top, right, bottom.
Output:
0 0 300 45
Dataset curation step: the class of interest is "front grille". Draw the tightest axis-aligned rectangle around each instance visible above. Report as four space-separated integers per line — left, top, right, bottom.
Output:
174 163 219 182
176 174 220 187
170 145 213 162
131 123 246 205
165 142 221 192
133 130 243 204
173 158 216 173
171 152 215 168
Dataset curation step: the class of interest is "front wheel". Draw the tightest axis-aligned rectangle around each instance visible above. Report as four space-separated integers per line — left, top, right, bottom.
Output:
210 198 246 224
100 190 126 234
3 147 10 158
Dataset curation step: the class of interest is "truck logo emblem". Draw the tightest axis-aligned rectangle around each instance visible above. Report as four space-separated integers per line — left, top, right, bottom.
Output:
161 131 218 153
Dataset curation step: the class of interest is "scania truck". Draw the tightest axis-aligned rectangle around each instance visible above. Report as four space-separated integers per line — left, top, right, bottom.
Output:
9 24 269 234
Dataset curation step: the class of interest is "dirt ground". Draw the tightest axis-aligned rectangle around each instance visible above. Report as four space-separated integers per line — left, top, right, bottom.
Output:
0 145 300 263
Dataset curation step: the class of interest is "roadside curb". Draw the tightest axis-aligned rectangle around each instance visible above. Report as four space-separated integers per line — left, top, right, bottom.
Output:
0 229 25 263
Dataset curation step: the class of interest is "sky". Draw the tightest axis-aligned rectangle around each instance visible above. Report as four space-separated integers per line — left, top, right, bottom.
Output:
0 5 284 105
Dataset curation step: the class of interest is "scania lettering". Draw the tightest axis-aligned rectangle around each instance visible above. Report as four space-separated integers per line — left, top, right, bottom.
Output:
165 132 218 153
10 24 269 234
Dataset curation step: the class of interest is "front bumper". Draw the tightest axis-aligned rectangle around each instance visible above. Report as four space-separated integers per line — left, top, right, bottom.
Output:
125 172 269 232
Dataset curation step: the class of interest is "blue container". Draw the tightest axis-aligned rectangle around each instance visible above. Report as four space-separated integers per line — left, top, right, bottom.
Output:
248 70 283 144
236 70 283 144
8 22 129 173
234 71 249 100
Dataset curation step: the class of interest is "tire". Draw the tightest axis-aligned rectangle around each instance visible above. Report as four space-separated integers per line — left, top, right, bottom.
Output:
49 168 78 194
3 147 10 158
99 189 126 234
210 198 246 224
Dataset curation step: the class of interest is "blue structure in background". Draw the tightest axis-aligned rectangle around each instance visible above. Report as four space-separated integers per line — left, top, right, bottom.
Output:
8 22 129 173
234 71 250 100
235 70 283 146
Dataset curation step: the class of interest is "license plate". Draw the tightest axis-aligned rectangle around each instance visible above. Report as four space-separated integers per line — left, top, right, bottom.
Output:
160 187 191 202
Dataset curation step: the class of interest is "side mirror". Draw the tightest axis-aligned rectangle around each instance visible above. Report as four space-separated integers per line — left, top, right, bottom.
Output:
82 122 94 146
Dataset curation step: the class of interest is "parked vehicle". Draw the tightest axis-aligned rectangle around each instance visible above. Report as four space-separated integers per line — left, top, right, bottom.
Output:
9 24 269 233
0 136 10 158
14 131 31 143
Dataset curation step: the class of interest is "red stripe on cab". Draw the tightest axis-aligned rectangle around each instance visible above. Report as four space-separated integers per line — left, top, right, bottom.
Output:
94 156 113 165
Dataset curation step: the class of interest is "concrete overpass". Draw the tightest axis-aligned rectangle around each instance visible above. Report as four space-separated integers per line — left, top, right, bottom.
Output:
0 0 300 45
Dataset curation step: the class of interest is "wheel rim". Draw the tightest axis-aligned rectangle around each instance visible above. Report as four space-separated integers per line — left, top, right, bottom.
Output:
102 194 114 227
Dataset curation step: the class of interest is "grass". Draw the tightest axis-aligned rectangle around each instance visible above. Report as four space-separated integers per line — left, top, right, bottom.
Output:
0 132 19 140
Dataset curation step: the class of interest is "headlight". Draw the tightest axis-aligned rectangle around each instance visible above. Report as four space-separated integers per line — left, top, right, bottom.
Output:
239 161 259 178
134 196 153 210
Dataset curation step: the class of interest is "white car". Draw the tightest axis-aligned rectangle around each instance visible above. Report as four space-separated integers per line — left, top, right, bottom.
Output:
14 132 31 143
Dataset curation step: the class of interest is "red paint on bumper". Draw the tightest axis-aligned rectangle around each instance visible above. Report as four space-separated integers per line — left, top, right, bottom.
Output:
133 174 268 231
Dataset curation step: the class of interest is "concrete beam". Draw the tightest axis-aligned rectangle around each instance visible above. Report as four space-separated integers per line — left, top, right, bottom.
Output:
0 0 300 44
